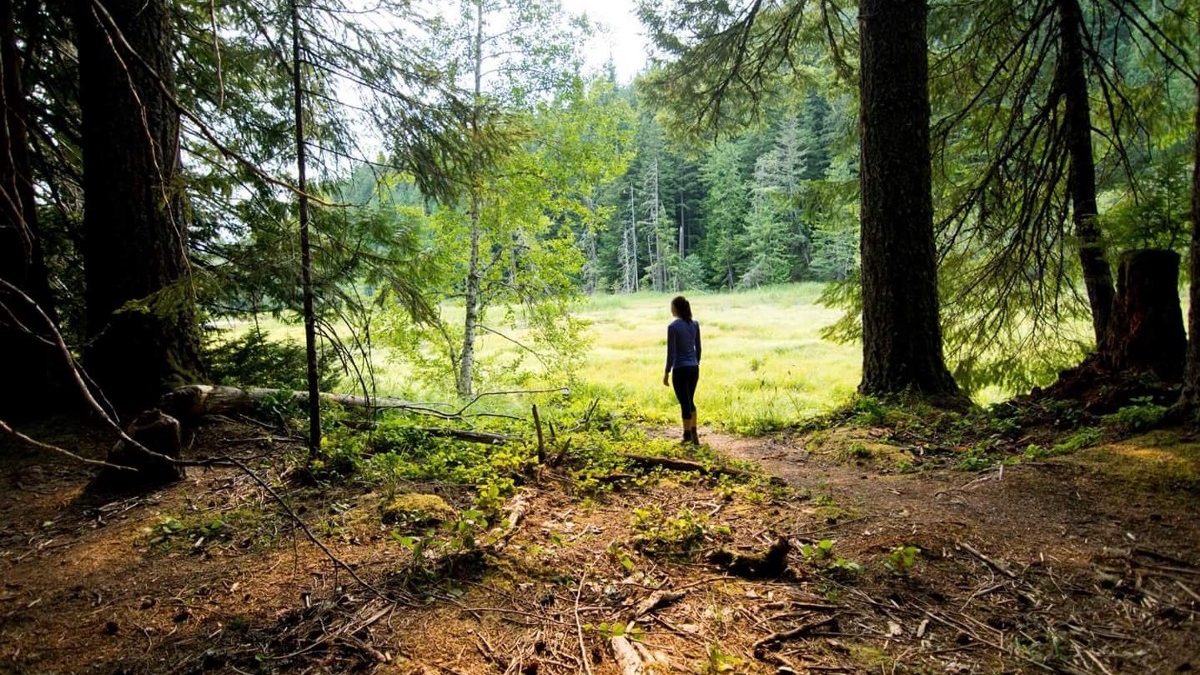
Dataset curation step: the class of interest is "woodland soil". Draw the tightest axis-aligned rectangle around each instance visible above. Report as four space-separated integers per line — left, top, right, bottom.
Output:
1 417 1198 674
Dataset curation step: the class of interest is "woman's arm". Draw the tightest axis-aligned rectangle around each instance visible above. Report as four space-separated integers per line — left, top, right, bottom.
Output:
664 325 675 386
665 324 676 373
695 322 702 363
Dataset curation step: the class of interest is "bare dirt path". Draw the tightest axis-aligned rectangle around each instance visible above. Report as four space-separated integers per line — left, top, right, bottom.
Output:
2 422 1199 674
703 428 1200 673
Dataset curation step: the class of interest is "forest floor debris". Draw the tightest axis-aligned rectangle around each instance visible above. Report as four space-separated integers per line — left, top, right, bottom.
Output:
1 407 1199 674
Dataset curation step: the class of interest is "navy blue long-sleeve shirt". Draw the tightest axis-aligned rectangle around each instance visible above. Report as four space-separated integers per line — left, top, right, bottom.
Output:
665 318 701 373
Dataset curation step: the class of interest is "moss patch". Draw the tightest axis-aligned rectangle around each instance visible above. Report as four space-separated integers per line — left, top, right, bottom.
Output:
1077 430 1200 495
380 493 457 530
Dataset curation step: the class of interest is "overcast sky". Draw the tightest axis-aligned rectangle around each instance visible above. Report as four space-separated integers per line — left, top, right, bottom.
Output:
560 0 650 82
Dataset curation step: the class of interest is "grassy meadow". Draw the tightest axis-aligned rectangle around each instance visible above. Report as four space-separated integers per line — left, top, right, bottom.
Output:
217 284 864 431
574 285 860 430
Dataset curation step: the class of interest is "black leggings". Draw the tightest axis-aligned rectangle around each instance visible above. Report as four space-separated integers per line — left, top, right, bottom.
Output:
671 366 699 421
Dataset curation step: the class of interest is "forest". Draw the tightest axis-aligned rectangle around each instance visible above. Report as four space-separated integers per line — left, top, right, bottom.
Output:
2 0 1200 673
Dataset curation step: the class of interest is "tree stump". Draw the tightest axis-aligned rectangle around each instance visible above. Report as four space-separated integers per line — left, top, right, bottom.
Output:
85 409 185 496
1101 249 1186 381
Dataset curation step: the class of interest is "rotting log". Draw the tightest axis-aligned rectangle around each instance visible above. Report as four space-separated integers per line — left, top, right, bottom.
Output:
161 384 423 420
160 385 513 445
618 453 784 485
708 537 792 579
611 635 644 675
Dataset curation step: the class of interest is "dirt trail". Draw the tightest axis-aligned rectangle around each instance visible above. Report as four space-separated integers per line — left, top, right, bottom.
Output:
1 423 1199 674
703 428 1200 672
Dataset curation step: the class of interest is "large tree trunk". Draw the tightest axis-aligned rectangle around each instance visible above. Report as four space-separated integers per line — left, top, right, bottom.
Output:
1058 0 1115 347
76 0 202 413
1101 250 1186 381
857 0 959 398
0 0 65 419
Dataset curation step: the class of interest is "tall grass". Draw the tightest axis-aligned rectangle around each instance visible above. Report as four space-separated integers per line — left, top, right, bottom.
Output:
575 285 859 431
211 284 862 430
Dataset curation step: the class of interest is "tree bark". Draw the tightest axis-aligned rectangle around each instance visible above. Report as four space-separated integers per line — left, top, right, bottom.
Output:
77 0 202 413
1179 77 1200 411
857 0 959 397
0 0 65 418
1101 250 1185 382
1058 0 1115 346
457 0 486 398
290 0 321 458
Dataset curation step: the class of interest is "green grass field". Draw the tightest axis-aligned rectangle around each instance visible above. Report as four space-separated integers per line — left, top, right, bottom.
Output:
215 284 864 431
574 285 860 431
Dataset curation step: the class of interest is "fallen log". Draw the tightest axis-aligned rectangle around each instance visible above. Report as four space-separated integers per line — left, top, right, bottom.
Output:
160 385 515 445
753 614 839 654
618 453 785 485
631 589 686 618
610 633 668 675
162 384 429 420
610 635 643 675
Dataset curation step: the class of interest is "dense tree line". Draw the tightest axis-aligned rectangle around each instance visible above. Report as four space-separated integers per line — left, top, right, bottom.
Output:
586 86 857 295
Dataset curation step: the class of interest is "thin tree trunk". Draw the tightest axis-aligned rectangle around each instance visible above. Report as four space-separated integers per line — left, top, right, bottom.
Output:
457 0 487 398
0 0 64 418
1058 0 1115 346
290 0 321 457
630 184 639 292
78 0 202 413
1179 75 1200 411
858 0 960 397
459 202 482 397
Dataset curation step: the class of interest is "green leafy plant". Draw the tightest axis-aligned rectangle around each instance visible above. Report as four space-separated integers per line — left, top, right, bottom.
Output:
851 396 889 426
630 506 725 557
800 538 863 580
1023 443 1049 460
801 538 835 563
955 444 996 471
1052 427 1102 454
1102 400 1167 434
705 643 744 674
827 557 864 579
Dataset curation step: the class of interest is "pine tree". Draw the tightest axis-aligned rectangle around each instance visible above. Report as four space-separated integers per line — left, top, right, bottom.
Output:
859 0 960 397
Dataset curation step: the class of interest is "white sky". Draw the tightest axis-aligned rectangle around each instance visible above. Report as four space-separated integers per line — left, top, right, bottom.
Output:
560 0 649 82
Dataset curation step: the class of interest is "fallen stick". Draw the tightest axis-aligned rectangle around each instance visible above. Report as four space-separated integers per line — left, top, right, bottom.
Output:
632 590 686 618
611 635 645 675
958 542 1018 579
532 404 546 463
753 615 839 652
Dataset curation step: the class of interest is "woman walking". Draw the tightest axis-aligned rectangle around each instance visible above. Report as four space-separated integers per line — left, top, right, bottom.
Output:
663 296 702 444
